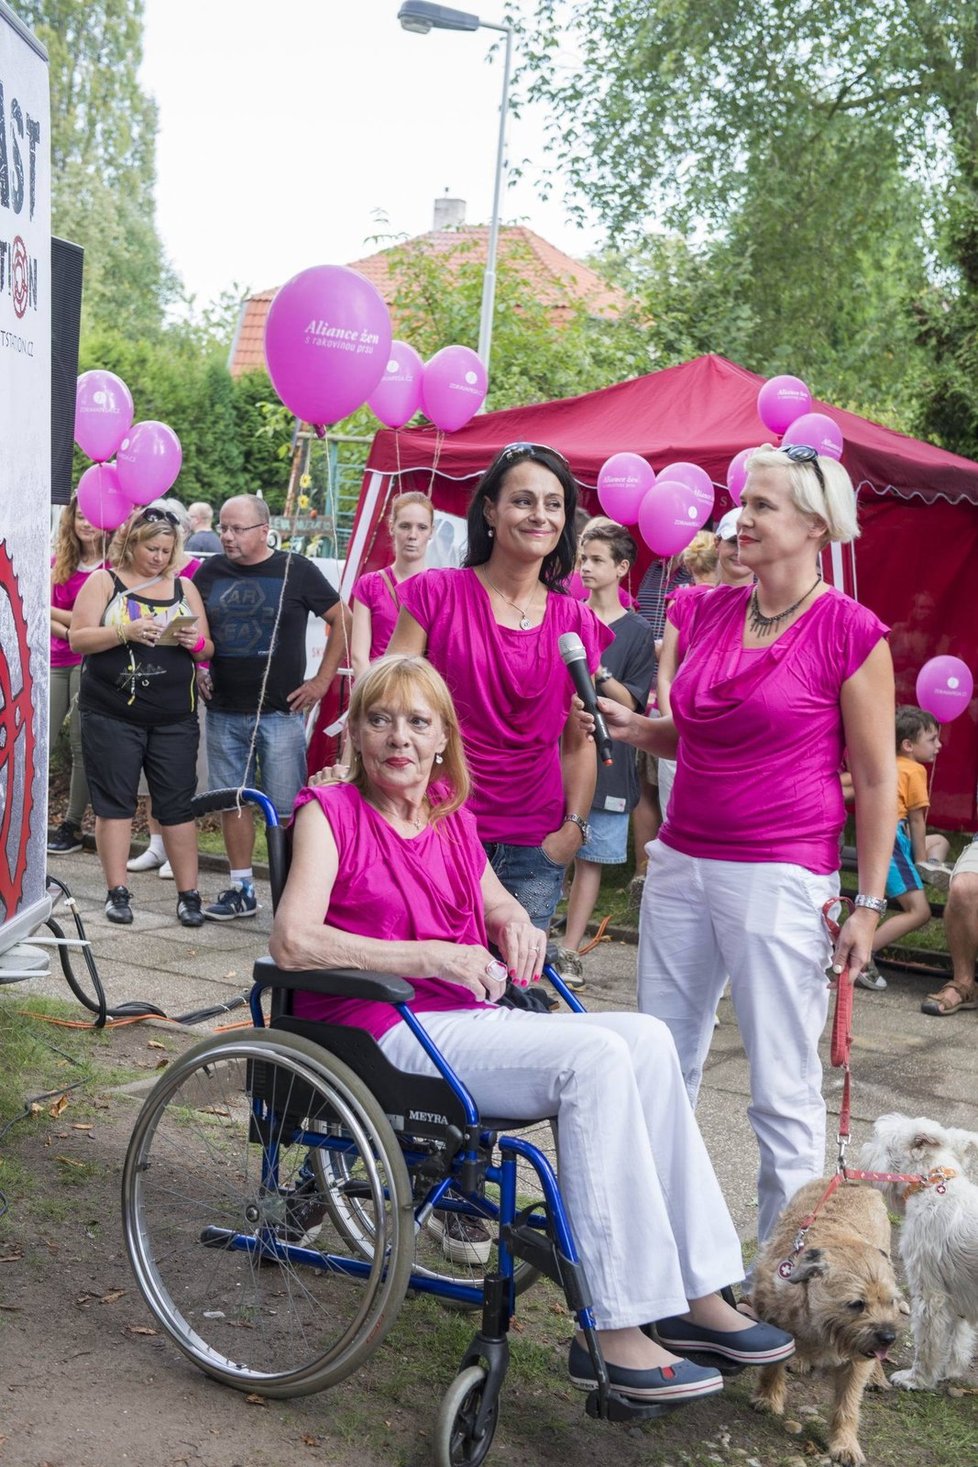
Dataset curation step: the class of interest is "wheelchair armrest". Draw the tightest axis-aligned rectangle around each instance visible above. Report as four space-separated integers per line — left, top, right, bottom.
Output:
252 954 415 1004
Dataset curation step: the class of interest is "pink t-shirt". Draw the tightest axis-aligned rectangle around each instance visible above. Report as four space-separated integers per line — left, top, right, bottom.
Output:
661 584 888 874
400 567 613 845
291 783 494 1040
666 583 714 660
50 560 104 668
352 566 401 660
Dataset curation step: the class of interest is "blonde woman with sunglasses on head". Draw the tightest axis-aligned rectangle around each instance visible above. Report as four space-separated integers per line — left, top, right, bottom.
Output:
69 506 213 928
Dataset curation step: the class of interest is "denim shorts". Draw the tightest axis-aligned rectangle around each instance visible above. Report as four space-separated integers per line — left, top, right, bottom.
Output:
206 708 307 821
578 808 628 866
483 841 566 933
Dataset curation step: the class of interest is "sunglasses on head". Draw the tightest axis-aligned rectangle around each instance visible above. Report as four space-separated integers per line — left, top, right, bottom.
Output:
498 441 571 471
782 443 826 493
134 507 179 529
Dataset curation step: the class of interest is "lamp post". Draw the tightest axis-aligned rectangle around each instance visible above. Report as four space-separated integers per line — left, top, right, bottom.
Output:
397 2 513 380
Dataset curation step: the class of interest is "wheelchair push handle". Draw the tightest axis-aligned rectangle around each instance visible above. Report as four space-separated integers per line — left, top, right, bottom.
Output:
191 786 279 827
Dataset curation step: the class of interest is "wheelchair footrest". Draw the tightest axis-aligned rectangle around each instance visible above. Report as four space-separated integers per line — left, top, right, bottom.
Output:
585 1388 676 1422
505 1226 591 1312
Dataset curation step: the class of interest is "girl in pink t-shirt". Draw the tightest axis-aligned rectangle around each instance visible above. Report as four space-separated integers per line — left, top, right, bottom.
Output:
390 444 611 932
47 497 108 854
586 446 895 1252
350 491 434 677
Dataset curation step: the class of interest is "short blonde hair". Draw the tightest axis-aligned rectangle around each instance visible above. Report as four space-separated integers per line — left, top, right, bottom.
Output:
681 530 718 578
109 509 182 575
746 444 859 544
346 655 469 823
388 490 434 530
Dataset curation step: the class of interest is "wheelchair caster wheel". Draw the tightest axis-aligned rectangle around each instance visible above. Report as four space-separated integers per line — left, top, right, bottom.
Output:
434 1365 498 1467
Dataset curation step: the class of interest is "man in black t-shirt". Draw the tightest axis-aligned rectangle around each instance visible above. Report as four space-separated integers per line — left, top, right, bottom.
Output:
193 494 352 919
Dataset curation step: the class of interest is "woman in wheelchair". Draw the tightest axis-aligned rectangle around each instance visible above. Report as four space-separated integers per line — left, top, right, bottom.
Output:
269 654 794 1406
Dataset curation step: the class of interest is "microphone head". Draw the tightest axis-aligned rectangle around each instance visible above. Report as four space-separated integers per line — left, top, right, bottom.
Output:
557 631 587 666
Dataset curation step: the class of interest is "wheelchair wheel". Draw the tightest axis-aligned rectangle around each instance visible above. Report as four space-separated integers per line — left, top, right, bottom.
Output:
122 1029 414 1398
434 1365 498 1467
310 1121 551 1302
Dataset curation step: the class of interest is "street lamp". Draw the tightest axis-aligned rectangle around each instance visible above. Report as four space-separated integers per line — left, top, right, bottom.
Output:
398 2 513 380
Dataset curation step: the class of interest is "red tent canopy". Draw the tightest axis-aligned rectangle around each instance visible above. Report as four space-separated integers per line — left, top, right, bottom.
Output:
342 354 978 828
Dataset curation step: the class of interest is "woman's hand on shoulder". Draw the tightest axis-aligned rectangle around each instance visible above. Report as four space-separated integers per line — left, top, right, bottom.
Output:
309 763 350 787
423 941 509 1002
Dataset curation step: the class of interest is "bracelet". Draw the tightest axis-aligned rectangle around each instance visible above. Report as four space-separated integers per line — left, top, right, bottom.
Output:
594 666 612 685
116 623 128 645
854 893 887 917
192 635 206 654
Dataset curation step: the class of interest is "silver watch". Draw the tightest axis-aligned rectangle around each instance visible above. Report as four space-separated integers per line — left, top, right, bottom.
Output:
564 814 591 843
854 893 887 917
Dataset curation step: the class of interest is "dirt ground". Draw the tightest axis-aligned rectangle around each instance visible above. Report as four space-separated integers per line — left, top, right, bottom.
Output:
1 953 976 1467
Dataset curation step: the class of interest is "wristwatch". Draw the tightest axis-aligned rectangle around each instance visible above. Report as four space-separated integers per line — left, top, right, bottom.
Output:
854 893 887 916
594 666 612 686
563 813 591 843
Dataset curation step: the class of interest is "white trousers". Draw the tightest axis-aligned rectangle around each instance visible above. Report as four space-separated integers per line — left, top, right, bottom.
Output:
637 840 837 1245
380 1006 744 1330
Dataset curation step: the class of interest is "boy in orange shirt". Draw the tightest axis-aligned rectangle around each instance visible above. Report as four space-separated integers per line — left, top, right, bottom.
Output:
858 706 951 990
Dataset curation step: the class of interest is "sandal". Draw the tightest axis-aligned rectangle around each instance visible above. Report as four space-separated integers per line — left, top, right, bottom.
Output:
921 981 978 1017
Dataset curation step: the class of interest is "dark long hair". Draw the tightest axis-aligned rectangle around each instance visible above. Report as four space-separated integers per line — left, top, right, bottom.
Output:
463 444 578 590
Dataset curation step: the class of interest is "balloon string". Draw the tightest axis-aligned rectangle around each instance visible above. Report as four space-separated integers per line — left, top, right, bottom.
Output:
427 429 444 498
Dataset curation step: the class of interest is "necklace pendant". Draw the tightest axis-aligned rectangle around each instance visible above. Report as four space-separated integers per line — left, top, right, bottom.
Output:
519 615 531 631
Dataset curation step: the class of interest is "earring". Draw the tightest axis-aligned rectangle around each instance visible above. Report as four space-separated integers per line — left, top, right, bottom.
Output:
435 752 444 765
487 527 494 539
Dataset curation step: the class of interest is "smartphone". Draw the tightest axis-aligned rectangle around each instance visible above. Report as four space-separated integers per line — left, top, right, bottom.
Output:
156 614 199 646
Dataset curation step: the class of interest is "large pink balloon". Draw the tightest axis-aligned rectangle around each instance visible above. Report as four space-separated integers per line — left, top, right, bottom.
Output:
367 340 424 429
782 412 844 461
264 265 392 427
421 345 487 432
726 448 753 505
74 370 134 463
659 461 714 521
757 375 812 434
116 421 183 504
638 480 703 557
596 452 654 524
915 656 974 722
76 462 135 531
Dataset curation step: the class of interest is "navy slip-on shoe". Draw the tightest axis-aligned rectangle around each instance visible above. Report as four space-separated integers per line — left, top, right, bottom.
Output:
567 1338 723 1402
654 1314 795 1366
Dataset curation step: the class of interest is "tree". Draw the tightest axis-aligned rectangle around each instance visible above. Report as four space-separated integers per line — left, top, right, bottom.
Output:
21 0 174 332
514 1 977 444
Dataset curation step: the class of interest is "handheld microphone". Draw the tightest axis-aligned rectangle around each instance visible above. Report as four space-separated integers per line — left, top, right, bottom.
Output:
558 632 614 766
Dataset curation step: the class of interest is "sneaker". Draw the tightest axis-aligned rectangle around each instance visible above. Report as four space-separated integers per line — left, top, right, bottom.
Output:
204 882 258 921
554 947 585 990
426 1209 493 1265
625 871 646 914
47 821 83 855
126 846 165 872
855 960 887 991
916 859 952 893
158 860 174 880
567 1337 723 1402
280 1175 329 1246
105 886 133 924
176 890 205 928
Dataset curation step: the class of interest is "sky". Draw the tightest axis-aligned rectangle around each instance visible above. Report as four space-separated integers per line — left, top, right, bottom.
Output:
139 0 602 309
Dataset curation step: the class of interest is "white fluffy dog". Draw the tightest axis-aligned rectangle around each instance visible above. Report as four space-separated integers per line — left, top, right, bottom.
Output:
859 1113 978 1390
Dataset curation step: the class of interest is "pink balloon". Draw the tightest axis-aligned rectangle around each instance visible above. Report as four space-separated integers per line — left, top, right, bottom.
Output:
596 452 654 524
915 656 974 722
420 345 487 432
367 340 424 429
638 480 703 557
264 265 392 427
659 460 715 520
74 370 134 463
726 448 753 505
76 462 135 531
782 412 844 461
757 375 812 434
116 421 183 504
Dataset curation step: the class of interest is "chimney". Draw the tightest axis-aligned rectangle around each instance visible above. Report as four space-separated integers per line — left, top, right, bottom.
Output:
433 194 466 231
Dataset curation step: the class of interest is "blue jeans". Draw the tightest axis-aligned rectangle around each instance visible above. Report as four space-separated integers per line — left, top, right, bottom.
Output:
206 709 307 821
483 841 566 933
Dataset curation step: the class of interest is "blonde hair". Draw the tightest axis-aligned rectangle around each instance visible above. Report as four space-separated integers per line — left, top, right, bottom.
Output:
109 510 182 576
681 530 719 579
746 445 859 544
346 655 469 823
52 496 108 584
388 490 434 530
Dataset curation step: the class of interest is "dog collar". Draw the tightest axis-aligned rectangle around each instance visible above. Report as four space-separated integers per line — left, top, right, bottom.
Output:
901 1166 956 1202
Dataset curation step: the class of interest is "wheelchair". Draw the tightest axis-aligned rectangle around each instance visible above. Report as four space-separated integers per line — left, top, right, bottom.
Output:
121 789 677 1466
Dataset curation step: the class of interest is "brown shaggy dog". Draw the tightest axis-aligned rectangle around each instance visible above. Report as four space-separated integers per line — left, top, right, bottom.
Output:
751 1179 904 1466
